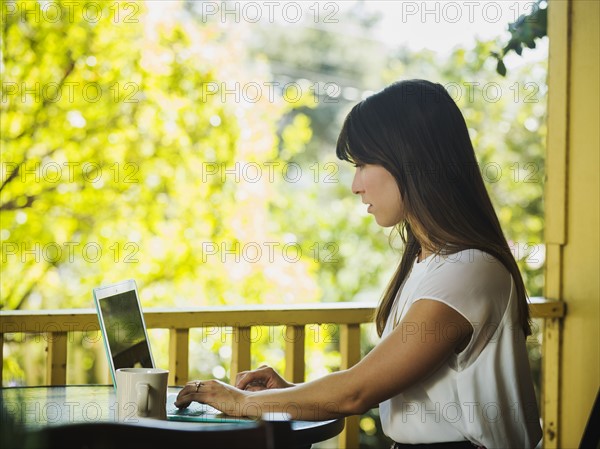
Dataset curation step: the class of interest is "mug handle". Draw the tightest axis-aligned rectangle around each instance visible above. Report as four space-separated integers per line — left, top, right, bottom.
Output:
136 383 150 417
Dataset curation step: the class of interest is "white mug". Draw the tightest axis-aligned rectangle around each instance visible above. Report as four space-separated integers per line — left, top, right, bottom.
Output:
115 368 169 421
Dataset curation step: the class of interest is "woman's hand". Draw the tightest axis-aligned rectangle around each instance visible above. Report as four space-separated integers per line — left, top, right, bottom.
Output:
174 379 249 417
173 366 293 417
235 365 294 391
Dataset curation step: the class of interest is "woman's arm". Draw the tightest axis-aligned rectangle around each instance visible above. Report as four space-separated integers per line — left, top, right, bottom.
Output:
175 299 473 420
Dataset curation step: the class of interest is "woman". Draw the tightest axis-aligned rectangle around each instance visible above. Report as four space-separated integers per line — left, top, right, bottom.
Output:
176 80 543 448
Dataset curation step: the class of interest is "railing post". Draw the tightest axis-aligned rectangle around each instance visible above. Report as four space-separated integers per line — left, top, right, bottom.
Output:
46 331 67 385
542 318 561 448
169 328 189 385
285 325 305 383
231 326 251 384
340 324 361 449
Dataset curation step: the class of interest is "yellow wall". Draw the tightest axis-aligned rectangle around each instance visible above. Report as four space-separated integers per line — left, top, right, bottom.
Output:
546 0 600 447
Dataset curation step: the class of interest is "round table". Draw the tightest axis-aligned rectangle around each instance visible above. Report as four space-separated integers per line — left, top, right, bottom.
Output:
1 385 345 448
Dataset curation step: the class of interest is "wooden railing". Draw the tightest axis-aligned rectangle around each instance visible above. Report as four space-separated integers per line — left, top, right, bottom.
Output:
0 298 565 448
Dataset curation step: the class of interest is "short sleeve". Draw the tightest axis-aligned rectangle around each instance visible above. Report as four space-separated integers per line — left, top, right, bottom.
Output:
380 249 541 447
411 250 513 369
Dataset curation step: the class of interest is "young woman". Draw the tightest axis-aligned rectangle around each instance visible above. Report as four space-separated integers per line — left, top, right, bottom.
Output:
176 80 543 448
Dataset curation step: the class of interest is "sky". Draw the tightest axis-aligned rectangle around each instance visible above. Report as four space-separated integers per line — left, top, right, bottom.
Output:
334 1 547 65
153 1 543 50
364 1 533 51
147 1 548 68
375 1 547 64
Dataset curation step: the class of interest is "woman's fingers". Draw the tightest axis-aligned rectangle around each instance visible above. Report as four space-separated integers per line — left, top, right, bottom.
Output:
235 367 257 385
244 380 268 391
175 380 207 408
235 365 290 390
235 370 263 390
173 379 248 417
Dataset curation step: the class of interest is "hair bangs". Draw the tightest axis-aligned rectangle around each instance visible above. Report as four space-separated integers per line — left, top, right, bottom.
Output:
335 104 380 166
335 116 355 164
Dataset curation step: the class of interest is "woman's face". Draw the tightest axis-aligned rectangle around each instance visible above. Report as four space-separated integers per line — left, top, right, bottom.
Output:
351 164 404 227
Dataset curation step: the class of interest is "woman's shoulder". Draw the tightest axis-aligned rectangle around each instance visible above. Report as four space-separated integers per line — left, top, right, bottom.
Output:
424 248 511 288
428 248 506 269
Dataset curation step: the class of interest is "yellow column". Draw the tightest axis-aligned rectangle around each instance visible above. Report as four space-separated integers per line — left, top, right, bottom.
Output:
46 331 67 385
339 324 361 449
285 325 305 383
231 326 251 384
546 0 600 447
169 328 189 385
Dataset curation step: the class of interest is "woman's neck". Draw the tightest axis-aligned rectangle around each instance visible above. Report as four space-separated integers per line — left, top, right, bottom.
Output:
417 248 434 263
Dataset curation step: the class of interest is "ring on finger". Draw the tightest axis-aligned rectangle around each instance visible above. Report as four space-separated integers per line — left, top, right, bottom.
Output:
195 382 202 392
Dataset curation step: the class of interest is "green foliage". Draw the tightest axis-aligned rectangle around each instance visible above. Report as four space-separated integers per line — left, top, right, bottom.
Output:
1 1 317 314
1 0 317 385
492 0 548 76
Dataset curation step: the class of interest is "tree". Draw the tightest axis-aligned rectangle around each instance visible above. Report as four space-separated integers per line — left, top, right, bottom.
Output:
1 1 317 384
1 1 318 313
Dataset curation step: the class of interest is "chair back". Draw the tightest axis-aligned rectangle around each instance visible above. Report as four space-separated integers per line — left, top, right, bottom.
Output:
579 388 600 449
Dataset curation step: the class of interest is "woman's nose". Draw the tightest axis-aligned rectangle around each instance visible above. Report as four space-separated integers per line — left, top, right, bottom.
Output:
351 169 363 195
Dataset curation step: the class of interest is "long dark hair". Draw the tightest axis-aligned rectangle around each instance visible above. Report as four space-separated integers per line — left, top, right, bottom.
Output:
336 79 532 337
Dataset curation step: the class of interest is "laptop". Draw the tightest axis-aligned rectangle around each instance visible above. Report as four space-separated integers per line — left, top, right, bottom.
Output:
93 279 239 422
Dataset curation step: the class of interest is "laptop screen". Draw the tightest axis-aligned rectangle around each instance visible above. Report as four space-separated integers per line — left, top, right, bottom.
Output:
94 280 155 387
100 290 153 370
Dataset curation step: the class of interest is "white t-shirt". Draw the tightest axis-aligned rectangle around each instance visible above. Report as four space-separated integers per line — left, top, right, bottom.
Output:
379 249 542 449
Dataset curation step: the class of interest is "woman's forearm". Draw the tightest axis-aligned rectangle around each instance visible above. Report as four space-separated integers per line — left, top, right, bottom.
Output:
239 369 368 421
